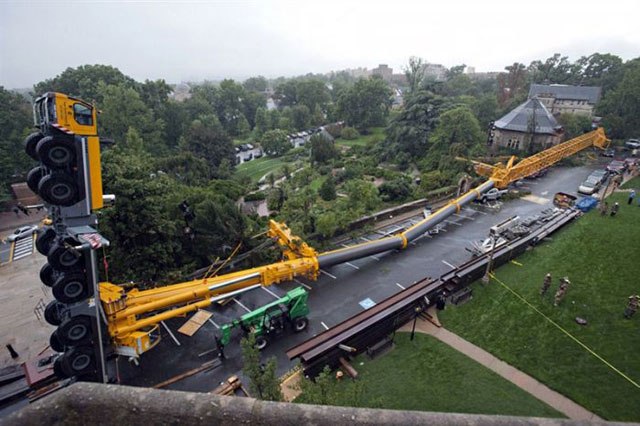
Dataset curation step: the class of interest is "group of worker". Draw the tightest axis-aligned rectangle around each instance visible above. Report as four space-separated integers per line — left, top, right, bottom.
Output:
540 273 639 319
540 273 571 306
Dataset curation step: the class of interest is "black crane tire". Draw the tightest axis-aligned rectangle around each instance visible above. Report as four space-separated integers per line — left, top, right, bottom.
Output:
25 132 44 160
27 166 46 194
44 300 65 326
36 136 76 169
36 227 57 256
57 316 93 347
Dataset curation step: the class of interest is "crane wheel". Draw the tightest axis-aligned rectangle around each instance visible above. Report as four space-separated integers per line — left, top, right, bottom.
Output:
53 356 66 379
293 316 309 332
49 330 64 352
36 227 57 256
39 263 58 287
255 335 268 350
44 300 65 326
27 166 46 194
59 346 96 378
36 136 76 169
52 272 91 304
57 316 93 347
47 242 84 271
38 173 79 206
25 132 44 161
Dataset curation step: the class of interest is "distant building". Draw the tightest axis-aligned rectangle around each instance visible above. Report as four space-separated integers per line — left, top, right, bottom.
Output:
528 84 601 117
169 83 191 102
465 66 476 74
492 98 564 152
372 64 393 81
421 63 447 81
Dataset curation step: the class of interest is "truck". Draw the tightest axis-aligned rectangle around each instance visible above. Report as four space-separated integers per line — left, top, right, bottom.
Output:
220 286 309 350
476 188 508 203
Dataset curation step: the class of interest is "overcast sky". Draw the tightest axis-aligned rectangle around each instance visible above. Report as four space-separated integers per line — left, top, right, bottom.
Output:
1 0 639 88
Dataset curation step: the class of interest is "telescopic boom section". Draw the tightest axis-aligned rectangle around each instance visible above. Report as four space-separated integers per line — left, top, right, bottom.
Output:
102 128 609 355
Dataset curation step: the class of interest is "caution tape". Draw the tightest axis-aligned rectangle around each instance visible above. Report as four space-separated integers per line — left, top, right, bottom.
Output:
489 272 640 390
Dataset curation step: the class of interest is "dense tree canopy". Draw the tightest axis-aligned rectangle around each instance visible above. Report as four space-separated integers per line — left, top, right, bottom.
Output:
261 129 291 156
336 77 392 131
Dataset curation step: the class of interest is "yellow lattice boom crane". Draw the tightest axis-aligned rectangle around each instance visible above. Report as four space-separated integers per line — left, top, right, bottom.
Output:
96 128 609 358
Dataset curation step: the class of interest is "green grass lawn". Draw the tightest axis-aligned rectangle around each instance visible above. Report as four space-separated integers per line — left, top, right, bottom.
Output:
336 127 385 148
296 333 562 417
440 185 640 421
235 157 285 182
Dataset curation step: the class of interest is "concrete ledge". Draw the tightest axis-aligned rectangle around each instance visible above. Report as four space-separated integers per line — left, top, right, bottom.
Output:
3 383 627 426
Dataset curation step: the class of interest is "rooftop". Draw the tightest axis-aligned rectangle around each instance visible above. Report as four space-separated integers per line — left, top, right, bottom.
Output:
494 98 561 135
528 84 602 104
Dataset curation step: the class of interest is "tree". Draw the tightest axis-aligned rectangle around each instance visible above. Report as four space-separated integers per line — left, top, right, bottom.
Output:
243 76 268 92
319 177 337 201
404 56 425 93
241 333 283 401
497 63 527 108
386 90 444 156
289 104 311 130
296 80 331 112
184 115 235 174
599 60 640 139
261 129 291 156
310 134 338 164
299 366 334 405
446 64 466 79
558 114 592 140
473 93 499 129
576 53 624 94
33 64 135 103
528 53 582 85
312 104 325 126
430 107 484 157
344 180 379 211
335 77 392 131
254 107 268 137
0 87 32 194
379 179 412 202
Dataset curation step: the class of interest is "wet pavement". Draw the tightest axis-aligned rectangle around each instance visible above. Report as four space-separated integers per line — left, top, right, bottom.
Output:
119 161 607 392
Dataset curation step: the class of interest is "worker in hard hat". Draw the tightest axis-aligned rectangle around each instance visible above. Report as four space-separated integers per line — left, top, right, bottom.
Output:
540 273 552 295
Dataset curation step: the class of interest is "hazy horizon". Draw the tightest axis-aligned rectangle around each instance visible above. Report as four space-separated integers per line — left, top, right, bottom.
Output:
1 0 639 89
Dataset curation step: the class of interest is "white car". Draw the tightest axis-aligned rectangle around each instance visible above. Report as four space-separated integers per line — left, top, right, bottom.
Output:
578 178 601 195
6 225 38 242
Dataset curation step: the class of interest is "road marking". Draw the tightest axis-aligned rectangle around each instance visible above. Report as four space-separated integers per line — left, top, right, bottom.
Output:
442 260 456 269
321 321 330 330
369 254 381 261
359 236 371 241
160 321 181 346
345 262 360 270
208 318 220 329
445 220 462 226
541 190 549 196
261 286 280 299
396 282 405 289
468 208 487 215
320 269 337 279
233 298 251 312
453 213 474 220
293 278 312 290
522 195 550 205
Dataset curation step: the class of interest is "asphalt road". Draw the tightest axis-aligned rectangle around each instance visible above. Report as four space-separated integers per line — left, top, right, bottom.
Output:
119 161 607 391
0 243 10 264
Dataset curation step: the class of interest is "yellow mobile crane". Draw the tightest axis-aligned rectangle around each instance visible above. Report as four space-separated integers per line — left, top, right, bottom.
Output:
34 92 608 366
92 129 609 358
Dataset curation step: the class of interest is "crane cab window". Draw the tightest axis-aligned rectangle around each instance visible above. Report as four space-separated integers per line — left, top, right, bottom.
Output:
73 103 93 126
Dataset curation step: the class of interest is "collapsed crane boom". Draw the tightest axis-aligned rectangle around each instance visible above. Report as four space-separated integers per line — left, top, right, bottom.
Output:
102 128 609 356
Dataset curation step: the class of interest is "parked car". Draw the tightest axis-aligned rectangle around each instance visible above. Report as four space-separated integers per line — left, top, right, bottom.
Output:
7 225 38 242
624 157 639 168
578 177 602 195
624 139 640 150
587 169 608 185
529 168 549 178
606 160 627 174
476 188 508 203
601 148 616 157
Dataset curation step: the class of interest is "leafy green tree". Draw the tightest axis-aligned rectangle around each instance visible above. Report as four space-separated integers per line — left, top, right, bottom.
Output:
136 79 172 111
0 87 32 194
319 177 337 201
33 64 135 103
316 213 340 238
243 76 268 92
236 115 251 138
254 107 268 137
576 53 624 94
310 134 338 164
299 366 334 405
156 152 210 186
441 74 476 97
528 53 582 85
404 56 425 93
261 129 291 156
281 164 291 180
184 114 235 174
473 94 499 129
241 333 283 401
599 60 640 139
386 90 444 156
274 80 298 108
446 64 466 79
497 63 527 108
340 127 360 140
344 179 379 211
336 77 392 131
559 114 592 140
289 104 311 130
312 104 325 126
296 80 331 112
98 83 166 154
430 106 484 157
379 179 412 202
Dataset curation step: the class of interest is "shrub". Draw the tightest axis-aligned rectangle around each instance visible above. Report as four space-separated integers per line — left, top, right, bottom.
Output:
340 126 360 140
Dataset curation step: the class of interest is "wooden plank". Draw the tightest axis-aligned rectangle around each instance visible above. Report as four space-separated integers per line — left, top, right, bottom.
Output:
153 359 220 389
178 310 213 336
338 357 358 379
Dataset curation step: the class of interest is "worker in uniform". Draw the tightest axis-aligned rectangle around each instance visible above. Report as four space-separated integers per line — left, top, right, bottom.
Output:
540 273 552 295
624 295 640 319
629 190 636 205
554 278 570 307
